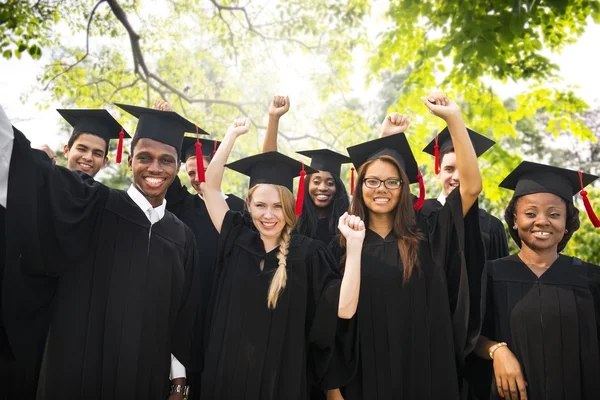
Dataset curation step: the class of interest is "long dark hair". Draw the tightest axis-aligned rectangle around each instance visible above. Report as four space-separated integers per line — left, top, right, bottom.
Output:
294 172 350 239
504 195 580 253
341 155 423 281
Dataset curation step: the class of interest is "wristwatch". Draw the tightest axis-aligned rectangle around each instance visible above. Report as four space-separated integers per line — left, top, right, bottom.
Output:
170 384 189 397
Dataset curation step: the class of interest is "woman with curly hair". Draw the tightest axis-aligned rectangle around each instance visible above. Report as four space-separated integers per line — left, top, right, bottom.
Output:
199 118 364 400
475 161 600 400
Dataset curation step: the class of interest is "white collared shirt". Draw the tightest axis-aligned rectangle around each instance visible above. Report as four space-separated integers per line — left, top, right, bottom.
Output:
0 104 15 208
437 192 447 206
126 185 186 380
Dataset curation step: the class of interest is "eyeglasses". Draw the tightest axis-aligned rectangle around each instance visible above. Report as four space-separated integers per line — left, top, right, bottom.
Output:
363 178 402 190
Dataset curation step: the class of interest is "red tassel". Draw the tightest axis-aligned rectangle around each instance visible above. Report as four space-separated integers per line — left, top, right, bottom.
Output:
295 162 307 216
350 167 355 196
213 140 217 156
116 127 124 164
579 170 600 228
414 171 426 211
195 125 206 183
434 135 440 175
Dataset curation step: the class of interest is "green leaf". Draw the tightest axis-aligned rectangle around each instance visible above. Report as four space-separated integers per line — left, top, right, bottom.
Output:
2 49 12 59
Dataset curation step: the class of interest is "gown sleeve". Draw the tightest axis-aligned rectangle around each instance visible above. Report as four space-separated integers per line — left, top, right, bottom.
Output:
32 165 108 276
170 226 201 370
587 263 600 355
306 240 358 390
165 175 191 215
488 216 509 260
7 128 108 277
425 188 487 361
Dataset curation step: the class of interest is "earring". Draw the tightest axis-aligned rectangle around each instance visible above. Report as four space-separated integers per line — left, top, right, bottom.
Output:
512 225 517 230
565 229 568 233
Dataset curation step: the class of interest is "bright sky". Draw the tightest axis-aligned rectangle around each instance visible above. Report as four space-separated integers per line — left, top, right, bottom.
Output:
0 8 599 150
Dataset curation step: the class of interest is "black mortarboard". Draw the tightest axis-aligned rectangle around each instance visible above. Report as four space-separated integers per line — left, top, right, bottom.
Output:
500 161 600 227
347 134 420 184
181 137 219 161
114 103 203 153
296 149 351 177
57 109 130 162
423 126 495 174
57 109 129 142
226 151 318 215
346 134 425 210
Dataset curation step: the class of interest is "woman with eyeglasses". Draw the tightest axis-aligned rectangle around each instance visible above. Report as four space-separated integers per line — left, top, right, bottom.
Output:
326 93 485 400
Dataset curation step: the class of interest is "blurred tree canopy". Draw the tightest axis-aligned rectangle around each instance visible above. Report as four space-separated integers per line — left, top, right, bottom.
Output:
3 0 599 260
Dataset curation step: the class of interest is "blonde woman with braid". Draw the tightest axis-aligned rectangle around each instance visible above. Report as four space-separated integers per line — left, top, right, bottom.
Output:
199 118 364 400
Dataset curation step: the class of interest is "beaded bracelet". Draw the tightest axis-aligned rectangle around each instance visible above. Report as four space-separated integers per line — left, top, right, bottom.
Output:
489 342 508 359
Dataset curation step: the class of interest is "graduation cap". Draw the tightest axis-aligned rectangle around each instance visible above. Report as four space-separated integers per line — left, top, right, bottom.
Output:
296 149 351 177
296 148 352 196
181 137 220 162
346 134 425 210
57 109 130 163
114 103 203 152
226 151 318 216
423 127 495 174
500 161 600 228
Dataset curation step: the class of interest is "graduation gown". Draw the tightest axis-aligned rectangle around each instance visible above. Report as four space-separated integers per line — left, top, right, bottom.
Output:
3 133 199 399
1 129 57 399
200 211 355 400
330 190 485 400
421 198 509 261
483 254 600 399
165 177 245 397
422 198 509 400
315 217 335 246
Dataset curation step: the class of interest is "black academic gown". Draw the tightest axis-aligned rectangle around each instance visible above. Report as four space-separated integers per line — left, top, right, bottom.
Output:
315 217 335 246
1 129 57 400
421 198 509 261
3 132 199 399
483 254 600 400
330 190 485 400
165 177 245 398
200 211 356 400
422 197 509 399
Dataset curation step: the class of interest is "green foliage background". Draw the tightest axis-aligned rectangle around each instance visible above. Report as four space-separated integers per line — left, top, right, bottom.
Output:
2 0 598 261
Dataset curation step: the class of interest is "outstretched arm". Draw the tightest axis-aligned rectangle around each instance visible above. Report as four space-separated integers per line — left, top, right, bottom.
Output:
262 95 290 153
202 118 251 233
421 93 481 216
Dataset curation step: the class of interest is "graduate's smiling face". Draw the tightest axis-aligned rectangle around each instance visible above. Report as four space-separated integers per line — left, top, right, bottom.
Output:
308 171 337 208
64 133 108 177
128 138 180 206
247 184 291 240
362 159 402 215
439 151 459 197
185 155 211 193
513 192 568 252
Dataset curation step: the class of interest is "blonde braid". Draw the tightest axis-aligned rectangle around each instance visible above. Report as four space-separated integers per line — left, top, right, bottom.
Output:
267 226 292 309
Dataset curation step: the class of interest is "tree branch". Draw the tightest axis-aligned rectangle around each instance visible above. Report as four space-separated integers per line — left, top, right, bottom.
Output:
43 0 106 90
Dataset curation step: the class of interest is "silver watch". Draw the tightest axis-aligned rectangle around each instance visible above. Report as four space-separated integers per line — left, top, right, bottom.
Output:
170 384 189 397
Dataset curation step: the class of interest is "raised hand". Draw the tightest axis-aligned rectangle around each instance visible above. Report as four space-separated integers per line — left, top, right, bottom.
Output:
420 92 462 122
39 144 56 165
492 346 528 400
338 212 366 243
268 95 290 118
380 113 410 137
153 99 172 111
226 117 251 138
